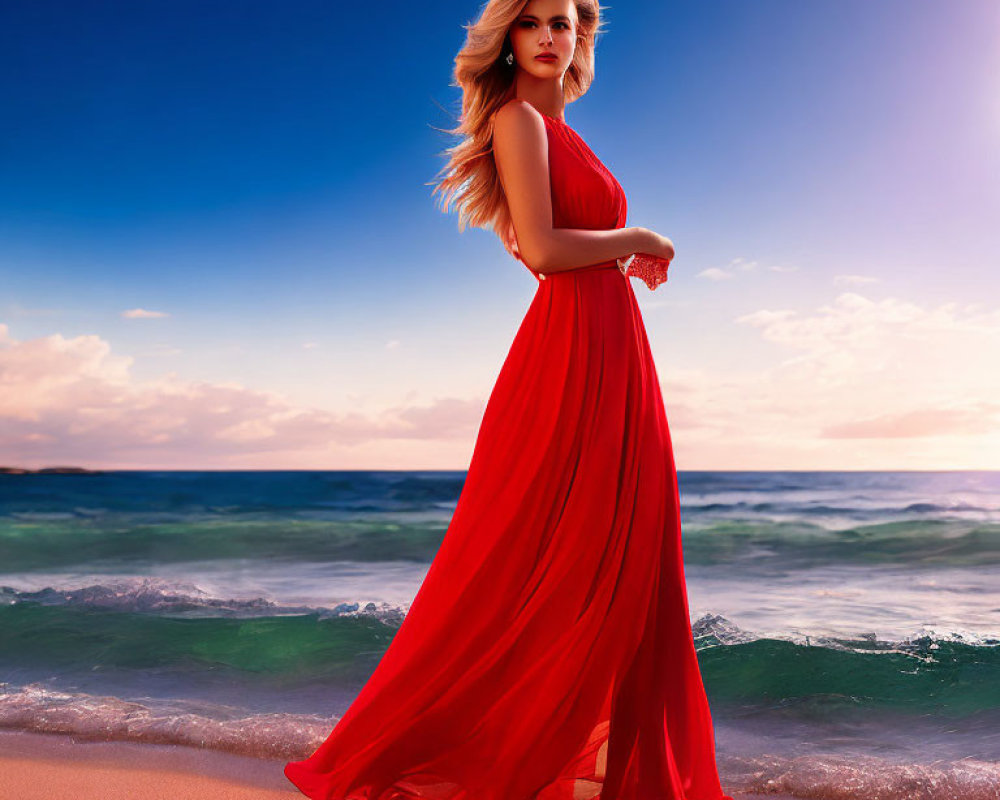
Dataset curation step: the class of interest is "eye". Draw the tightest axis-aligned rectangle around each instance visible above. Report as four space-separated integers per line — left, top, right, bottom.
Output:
517 20 571 30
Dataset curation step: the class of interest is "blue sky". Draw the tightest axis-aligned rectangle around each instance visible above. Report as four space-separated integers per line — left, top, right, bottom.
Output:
2 0 998 469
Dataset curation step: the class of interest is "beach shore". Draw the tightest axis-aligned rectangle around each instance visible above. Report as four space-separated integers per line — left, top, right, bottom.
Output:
0 730 792 800
0 730 296 799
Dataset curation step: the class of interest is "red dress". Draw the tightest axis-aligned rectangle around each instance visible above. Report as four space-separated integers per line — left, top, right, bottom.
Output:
284 105 734 800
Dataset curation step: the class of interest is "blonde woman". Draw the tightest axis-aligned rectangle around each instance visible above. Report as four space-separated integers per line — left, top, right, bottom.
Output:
285 1 733 798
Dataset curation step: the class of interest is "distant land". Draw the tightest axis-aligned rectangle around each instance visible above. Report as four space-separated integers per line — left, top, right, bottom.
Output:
0 466 105 475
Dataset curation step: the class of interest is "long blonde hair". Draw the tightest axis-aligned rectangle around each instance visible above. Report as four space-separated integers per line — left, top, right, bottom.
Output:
428 0 606 262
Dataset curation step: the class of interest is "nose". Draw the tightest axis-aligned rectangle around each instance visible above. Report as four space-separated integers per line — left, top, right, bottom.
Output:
539 26 553 44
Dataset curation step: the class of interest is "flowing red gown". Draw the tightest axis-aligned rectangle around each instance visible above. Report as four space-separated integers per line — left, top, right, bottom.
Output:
284 105 734 800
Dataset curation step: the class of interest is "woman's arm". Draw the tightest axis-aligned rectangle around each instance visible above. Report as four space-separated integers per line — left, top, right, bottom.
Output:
493 100 653 276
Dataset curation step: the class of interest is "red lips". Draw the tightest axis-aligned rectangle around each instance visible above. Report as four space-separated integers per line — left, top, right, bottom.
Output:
535 52 557 61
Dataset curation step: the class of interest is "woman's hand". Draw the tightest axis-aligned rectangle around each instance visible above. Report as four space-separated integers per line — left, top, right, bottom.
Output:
621 228 674 291
635 227 675 263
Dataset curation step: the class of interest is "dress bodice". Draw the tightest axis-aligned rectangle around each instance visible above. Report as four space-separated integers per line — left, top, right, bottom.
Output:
500 102 630 281
542 113 628 233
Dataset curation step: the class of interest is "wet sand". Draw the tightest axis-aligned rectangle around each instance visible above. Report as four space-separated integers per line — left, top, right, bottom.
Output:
0 730 297 799
0 730 794 799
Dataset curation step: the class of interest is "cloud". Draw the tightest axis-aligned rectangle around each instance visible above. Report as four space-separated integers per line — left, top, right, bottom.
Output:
4 286 998 470
696 257 791 280
821 405 1000 438
735 292 1000 354
0 322 484 468
657 293 1000 467
834 274 879 285
121 308 170 319
732 294 1000 408
696 267 734 281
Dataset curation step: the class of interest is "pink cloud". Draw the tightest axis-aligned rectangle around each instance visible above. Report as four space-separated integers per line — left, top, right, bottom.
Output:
0 323 484 468
821 404 1000 439
121 308 170 319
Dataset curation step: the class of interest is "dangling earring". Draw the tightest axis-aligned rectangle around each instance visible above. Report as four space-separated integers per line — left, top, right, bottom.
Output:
505 51 514 66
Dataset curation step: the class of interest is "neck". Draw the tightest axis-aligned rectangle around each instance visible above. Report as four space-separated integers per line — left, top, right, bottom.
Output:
512 76 565 121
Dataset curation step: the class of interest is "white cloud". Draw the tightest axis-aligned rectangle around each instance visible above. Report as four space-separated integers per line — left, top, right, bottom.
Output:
658 293 1000 468
834 274 879 285
696 257 789 281
122 308 170 319
696 267 734 281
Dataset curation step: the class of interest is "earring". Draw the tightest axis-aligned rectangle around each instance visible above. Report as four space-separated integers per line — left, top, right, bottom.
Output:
505 52 514 65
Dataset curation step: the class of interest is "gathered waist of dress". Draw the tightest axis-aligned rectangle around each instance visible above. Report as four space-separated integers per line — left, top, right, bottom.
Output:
536 258 621 281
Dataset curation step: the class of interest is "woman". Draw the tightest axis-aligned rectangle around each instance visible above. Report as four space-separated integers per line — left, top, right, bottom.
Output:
284 1 734 798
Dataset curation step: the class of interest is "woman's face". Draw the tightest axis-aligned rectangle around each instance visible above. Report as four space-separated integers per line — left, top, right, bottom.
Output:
509 0 578 77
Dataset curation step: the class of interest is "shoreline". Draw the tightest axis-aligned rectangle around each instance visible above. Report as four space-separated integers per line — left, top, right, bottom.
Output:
0 730 791 799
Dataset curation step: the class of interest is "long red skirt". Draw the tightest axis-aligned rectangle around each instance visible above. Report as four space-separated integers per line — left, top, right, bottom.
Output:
285 262 733 800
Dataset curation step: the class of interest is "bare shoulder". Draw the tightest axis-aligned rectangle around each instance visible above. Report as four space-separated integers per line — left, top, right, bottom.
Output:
493 98 545 138
489 99 553 271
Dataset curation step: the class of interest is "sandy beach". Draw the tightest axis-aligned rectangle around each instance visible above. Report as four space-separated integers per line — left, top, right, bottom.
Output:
0 730 297 799
0 730 794 800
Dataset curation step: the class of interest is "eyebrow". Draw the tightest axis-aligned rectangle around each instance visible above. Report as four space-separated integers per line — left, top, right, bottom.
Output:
518 14 572 22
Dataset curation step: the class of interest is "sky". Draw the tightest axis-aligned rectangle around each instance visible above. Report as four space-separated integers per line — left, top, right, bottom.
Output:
1 0 998 470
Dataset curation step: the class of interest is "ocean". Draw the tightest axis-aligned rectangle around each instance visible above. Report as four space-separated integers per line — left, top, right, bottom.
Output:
1 469 998 799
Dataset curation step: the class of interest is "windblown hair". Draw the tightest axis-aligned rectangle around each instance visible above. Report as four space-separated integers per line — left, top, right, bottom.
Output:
428 0 607 262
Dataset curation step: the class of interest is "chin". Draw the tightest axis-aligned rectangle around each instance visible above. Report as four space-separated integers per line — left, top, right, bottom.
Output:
530 60 562 72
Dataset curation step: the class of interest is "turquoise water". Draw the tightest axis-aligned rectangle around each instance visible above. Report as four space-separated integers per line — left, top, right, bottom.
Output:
1 470 998 798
